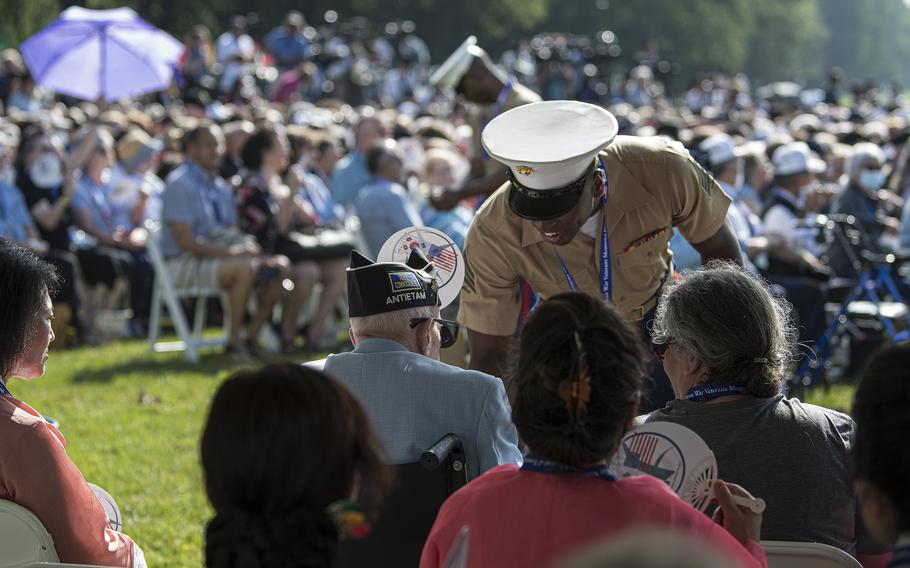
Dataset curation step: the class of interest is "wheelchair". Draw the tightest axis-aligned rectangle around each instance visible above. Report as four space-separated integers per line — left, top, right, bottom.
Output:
337 433 468 568
791 214 910 391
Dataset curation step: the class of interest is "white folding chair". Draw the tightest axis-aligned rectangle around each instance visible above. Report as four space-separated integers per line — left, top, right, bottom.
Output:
0 500 59 567
145 221 230 363
761 540 862 568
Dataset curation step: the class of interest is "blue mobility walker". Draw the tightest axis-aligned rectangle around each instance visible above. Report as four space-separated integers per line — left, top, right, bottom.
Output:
793 215 910 389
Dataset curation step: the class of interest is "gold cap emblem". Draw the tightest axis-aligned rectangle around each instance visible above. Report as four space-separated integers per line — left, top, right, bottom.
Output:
515 165 535 175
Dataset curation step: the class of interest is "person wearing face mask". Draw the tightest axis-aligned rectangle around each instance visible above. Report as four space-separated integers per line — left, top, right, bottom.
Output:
828 143 902 277
309 250 521 480
0 126 48 256
458 101 742 411
15 130 84 345
353 139 424 258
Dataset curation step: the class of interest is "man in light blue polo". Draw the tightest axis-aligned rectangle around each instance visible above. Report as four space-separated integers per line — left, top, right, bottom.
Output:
331 114 387 206
354 140 424 258
315 250 521 479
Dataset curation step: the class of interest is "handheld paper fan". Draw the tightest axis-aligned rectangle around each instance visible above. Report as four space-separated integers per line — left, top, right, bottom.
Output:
88 483 123 531
378 227 465 309
611 422 765 514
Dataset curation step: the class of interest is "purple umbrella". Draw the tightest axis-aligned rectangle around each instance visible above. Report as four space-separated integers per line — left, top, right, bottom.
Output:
20 6 184 102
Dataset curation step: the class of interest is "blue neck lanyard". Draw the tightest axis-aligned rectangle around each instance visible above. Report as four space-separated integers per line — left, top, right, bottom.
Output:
685 382 749 402
521 454 616 481
480 77 515 160
555 157 612 302
0 380 11 398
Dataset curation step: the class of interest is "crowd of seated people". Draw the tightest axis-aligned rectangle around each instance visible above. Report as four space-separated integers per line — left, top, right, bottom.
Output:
3 237 908 568
1 59 910 367
5 10 910 568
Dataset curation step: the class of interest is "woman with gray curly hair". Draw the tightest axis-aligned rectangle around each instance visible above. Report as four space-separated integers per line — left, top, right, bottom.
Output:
646 262 890 565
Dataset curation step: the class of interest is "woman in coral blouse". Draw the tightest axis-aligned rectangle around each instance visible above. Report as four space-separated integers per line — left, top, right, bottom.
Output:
0 238 143 567
420 292 766 568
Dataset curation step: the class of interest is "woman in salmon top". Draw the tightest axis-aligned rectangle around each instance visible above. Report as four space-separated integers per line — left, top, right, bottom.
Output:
0 237 143 567
420 292 766 568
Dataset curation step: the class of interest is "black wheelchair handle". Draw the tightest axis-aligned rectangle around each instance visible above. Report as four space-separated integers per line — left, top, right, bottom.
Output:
421 433 463 470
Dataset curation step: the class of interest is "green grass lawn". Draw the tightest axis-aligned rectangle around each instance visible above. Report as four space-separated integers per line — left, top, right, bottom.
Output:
8 337 858 567
10 337 327 567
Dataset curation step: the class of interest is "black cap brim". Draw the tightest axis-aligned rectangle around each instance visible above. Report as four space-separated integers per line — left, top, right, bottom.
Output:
506 165 590 221
508 184 583 220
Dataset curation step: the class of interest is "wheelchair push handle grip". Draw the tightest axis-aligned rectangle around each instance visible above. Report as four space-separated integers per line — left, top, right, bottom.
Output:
422 433 463 470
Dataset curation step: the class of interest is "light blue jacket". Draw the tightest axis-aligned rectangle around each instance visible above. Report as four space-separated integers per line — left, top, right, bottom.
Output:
320 338 521 479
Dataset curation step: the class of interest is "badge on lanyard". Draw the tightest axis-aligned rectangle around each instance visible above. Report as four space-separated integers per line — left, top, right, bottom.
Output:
685 382 749 402
554 156 612 302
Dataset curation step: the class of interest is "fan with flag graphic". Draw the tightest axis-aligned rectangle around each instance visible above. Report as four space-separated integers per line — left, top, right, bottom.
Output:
611 421 765 514
378 227 465 309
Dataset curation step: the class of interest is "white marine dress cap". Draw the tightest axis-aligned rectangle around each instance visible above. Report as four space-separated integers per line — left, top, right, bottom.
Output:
481 100 619 220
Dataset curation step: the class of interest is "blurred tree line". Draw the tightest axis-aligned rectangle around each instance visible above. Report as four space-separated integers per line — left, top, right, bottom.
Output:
0 0 908 88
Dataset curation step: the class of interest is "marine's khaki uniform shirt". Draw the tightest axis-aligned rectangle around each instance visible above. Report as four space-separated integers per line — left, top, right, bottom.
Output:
469 82 542 176
458 135 731 336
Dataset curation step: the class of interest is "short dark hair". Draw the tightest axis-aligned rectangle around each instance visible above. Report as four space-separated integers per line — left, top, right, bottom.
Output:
240 128 281 171
366 142 398 176
0 238 59 379
314 136 337 157
182 121 217 152
853 343 910 533
201 363 391 567
773 172 805 189
510 292 646 467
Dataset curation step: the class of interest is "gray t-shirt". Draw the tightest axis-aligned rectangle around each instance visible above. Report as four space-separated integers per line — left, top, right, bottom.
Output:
646 394 884 554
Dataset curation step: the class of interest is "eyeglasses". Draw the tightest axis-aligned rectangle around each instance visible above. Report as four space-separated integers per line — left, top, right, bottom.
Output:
651 337 674 361
409 317 459 349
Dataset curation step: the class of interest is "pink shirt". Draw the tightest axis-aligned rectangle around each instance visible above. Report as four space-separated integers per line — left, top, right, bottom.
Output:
420 464 766 568
0 396 137 567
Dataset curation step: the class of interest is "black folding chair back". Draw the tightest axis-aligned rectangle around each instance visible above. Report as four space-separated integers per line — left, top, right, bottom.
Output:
337 434 467 568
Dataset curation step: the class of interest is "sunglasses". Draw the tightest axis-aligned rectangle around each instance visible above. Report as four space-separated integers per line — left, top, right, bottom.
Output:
409 317 459 349
651 337 674 361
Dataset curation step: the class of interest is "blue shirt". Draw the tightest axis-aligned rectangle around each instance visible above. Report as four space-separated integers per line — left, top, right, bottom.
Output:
160 161 236 258
300 171 346 227
330 150 371 207
0 182 35 241
421 205 473 251
354 178 424 258
72 174 121 235
264 27 308 69
670 185 760 274
319 338 522 479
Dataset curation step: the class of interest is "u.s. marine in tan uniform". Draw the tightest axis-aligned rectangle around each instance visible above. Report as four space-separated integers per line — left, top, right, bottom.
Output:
459 101 743 409
429 36 541 210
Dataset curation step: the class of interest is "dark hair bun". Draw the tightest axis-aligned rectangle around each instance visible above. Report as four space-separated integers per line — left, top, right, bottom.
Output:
206 508 338 568
511 292 646 467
